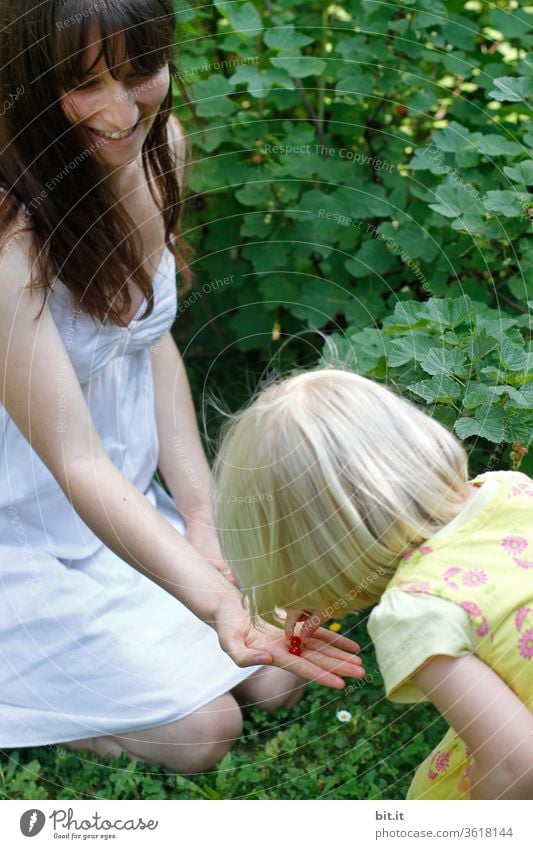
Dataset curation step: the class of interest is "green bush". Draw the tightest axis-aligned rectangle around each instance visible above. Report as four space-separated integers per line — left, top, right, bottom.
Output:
173 0 533 473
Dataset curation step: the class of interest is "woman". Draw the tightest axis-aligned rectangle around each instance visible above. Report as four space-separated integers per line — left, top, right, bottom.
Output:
0 0 364 773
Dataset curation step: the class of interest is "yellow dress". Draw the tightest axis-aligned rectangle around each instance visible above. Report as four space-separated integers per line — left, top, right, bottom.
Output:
371 470 533 799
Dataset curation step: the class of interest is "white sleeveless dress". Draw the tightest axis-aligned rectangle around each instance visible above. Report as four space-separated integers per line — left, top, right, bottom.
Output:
0 245 259 747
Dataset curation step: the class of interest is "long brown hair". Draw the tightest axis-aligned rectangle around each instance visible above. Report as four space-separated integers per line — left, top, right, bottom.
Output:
0 0 190 326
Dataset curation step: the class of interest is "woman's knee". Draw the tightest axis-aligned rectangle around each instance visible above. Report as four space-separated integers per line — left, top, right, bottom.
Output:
233 667 306 713
112 694 244 773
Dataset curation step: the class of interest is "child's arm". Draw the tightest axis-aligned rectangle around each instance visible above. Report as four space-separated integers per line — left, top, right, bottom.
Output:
412 654 533 799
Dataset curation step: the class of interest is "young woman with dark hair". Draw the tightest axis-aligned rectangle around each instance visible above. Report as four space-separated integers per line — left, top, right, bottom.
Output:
0 0 364 773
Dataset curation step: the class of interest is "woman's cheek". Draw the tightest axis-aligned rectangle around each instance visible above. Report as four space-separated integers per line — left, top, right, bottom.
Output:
144 67 170 107
60 92 92 125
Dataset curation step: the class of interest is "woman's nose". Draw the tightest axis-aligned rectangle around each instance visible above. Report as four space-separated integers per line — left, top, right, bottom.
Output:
98 80 140 129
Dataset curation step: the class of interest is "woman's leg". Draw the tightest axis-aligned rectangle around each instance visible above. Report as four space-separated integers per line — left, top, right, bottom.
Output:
64 693 243 774
232 667 306 712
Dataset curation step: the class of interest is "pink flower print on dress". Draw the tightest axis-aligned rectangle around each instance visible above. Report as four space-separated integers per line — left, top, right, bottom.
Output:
443 566 462 590
507 483 533 499
400 550 413 561
427 749 451 780
515 607 532 632
501 535 528 555
402 581 431 594
435 751 451 772
518 630 533 659
419 545 433 555
462 569 488 588
513 555 533 570
461 601 490 637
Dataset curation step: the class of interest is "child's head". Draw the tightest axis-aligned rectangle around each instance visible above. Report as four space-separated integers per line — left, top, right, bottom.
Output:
214 368 470 625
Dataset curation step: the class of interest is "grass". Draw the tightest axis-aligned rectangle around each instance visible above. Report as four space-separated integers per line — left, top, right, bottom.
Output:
0 614 448 800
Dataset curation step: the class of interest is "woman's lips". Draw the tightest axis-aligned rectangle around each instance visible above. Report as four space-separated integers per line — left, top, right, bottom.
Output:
87 120 142 145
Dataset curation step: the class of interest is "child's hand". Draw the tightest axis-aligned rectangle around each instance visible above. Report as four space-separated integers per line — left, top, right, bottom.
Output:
213 598 366 689
284 608 332 654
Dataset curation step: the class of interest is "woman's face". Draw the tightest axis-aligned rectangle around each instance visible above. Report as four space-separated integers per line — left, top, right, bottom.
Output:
60 32 170 170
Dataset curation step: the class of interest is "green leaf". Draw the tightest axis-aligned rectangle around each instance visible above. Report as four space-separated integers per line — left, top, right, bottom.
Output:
429 183 480 218
388 333 435 368
191 75 237 117
499 337 527 372
229 65 270 98
467 329 499 361
484 190 529 218
454 407 507 443
346 239 397 278
490 8 533 39
335 68 375 97
503 160 533 186
420 347 468 377
263 25 314 51
488 77 533 102
259 275 300 307
408 376 461 403
235 180 272 206
216 1 263 39
382 300 429 331
470 133 524 158
291 279 350 324
376 223 440 263
270 56 327 78
430 122 472 154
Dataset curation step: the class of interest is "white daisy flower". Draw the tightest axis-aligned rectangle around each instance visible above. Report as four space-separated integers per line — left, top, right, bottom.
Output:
336 709 352 723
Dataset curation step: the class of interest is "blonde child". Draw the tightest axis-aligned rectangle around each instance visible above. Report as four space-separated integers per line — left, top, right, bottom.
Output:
213 368 533 799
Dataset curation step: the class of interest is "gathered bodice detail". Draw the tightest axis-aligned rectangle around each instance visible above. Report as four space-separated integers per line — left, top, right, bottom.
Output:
46 246 177 384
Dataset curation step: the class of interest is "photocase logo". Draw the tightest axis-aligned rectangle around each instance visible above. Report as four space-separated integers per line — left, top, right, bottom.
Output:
20 809 46 837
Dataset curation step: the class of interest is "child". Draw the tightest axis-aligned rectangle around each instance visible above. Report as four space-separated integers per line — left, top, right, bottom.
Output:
213 368 533 799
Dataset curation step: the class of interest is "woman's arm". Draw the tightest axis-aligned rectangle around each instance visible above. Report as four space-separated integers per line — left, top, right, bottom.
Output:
150 332 235 580
412 654 533 799
150 331 213 519
0 231 364 685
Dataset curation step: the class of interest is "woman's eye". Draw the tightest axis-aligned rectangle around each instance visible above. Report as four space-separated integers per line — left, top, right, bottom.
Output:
74 80 97 91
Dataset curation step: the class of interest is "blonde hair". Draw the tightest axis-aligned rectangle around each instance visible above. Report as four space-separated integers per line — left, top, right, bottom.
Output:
213 368 470 626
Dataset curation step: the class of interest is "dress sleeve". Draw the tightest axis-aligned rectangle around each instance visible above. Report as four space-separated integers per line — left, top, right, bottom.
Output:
367 590 477 704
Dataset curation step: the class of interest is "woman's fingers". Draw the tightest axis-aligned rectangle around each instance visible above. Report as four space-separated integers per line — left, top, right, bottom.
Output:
303 644 367 677
311 627 362 653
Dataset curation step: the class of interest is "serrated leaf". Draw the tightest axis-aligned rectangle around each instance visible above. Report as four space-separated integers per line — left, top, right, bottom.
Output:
420 347 468 377
408 376 461 403
500 337 527 371
270 56 327 78
291 279 350 324
467 329 499 361
216 1 263 38
503 160 533 185
346 239 398 278
488 76 533 102
470 133 524 157
388 333 435 367
376 223 440 263
484 190 529 218
259 275 300 307
490 8 533 39
263 25 314 51
429 183 481 218
382 301 429 331
454 407 507 443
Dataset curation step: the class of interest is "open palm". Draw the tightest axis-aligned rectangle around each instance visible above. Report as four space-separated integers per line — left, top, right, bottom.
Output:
213 597 365 690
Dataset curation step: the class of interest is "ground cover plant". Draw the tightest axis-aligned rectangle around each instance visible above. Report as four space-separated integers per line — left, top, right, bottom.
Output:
1 0 531 800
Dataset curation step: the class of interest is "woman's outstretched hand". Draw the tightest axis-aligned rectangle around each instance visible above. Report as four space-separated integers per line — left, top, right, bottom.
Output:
213 597 365 690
